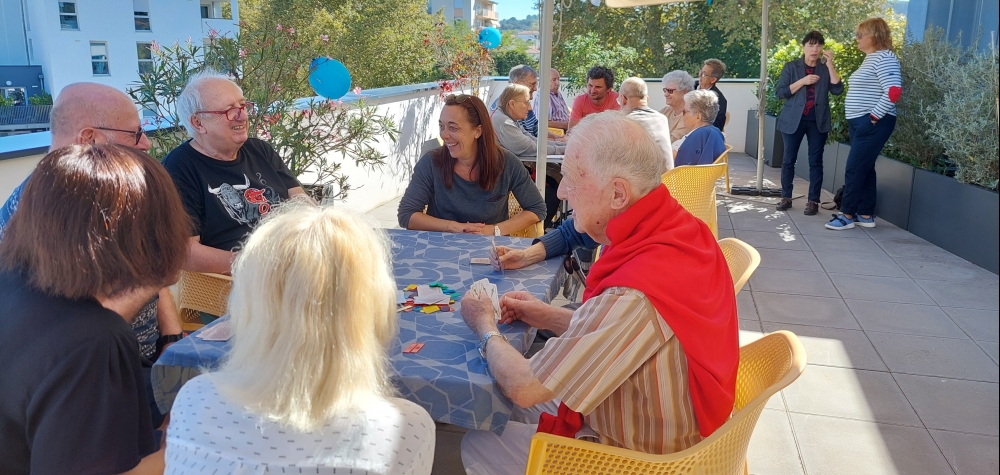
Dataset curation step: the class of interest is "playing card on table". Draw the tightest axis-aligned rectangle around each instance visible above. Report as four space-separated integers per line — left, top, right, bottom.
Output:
414 284 450 305
196 319 233 341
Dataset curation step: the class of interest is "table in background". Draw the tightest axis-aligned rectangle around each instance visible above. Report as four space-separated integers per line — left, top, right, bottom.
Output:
152 229 563 434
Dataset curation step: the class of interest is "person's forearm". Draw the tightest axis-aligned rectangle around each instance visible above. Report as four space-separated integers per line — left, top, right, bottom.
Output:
521 242 548 267
548 119 568 130
477 324 556 408
499 210 540 236
288 186 317 205
789 78 804 95
540 306 574 336
406 212 462 233
156 288 182 335
183 238 235 275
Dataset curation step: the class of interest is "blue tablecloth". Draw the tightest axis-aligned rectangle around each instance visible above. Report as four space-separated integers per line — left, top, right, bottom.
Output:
152 229 563 434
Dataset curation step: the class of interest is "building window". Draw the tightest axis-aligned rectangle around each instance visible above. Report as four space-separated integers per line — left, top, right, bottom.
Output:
137 42 154 75
59 2 79 30
91 42 110 75
200 1 232 19
1 88 27 106
134 0 151 31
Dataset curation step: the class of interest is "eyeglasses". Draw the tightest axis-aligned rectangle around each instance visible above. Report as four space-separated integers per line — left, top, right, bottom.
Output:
662 88 676 94
855 31 869 39
93 126 146 146
195 102 255 121
446 94 472 104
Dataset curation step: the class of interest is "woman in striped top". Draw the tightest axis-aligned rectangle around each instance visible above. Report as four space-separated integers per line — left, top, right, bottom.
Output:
826 17 902 230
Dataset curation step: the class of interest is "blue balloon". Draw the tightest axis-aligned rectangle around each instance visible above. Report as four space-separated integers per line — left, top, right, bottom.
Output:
478 27 502 50
308 57 352 100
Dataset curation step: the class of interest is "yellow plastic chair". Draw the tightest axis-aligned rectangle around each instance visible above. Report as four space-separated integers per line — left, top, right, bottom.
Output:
509 192 544 238
524 330 807 475
712 144 734 193
661 163 727 239
176 271 233 332
718 238 761 294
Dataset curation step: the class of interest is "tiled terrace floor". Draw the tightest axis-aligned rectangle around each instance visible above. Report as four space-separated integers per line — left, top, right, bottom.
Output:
364 153 999 475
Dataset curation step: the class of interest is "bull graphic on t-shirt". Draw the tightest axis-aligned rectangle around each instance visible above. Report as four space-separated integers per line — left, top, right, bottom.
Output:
207 174 280 226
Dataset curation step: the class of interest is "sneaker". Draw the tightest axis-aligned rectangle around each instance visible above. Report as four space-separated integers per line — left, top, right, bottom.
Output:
776 198 792 211
856 215 876 228
804 201 819 216
825 214 855 230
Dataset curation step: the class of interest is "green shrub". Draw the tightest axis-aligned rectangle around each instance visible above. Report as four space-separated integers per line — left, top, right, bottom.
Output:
28 92 53 106
557 33 637 90
493 50 537 77
0 96 14 107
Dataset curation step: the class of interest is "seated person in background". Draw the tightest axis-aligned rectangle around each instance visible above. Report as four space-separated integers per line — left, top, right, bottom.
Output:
0 144 191 475
660 70 696 142
492 84 566 158
695 59 729 132
494 65 541 137
497 216 598 270
534 68 571 131
458 112 738 475
674 90 727 166
568 66 620 130
618 77 674 170
162 71 309 275
0 82 183 428
397 94 546 236
166 203 435 474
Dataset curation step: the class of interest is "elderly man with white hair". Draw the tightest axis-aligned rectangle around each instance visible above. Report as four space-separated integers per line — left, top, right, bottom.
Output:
619 77 673 169
162 71 308 275
458 112 739 475
660 70 696 142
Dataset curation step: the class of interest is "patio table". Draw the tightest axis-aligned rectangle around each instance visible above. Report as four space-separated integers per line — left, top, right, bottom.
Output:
151 229 563 434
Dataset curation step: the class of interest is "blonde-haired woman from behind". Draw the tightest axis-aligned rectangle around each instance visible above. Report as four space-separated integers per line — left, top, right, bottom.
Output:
165 200 435 475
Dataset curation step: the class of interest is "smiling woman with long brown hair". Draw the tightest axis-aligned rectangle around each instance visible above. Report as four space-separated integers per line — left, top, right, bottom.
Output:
397 94 545 236
0 143 191 475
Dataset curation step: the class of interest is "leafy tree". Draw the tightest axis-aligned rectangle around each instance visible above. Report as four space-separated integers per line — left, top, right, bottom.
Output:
558 33 637 89
493 50 537 76
424 19 495 96
499 15 538 32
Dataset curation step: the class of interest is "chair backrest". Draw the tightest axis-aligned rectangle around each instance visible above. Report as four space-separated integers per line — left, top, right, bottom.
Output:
525 331 807 475
718 238 761 294
508 192 544 238
712 144 733 193
661 163 727 239
176 271 233 332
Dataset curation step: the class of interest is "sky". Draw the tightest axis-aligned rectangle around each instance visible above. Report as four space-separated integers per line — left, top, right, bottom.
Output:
497 0 538 21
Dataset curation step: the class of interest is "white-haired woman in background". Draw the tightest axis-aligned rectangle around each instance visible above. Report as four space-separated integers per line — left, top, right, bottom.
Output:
660 70 696 142
165 202 435 475
673 90 727 166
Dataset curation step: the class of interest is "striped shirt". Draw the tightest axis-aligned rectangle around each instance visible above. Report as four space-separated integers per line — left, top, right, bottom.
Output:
845 49 902 119
534 91 571 124
530 287 702 455
518 109 540 137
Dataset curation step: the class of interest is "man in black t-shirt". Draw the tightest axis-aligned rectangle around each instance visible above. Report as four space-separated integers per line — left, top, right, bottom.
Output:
163 72 308 275
695 58 729 132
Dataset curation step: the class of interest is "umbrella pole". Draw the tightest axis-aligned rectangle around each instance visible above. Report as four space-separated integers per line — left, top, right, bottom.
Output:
534 0 556 195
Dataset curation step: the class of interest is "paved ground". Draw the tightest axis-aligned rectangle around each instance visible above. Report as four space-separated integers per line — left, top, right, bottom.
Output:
364 153 999 475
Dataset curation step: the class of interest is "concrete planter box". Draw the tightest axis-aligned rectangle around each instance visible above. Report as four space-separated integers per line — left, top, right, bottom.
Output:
744 111 784 168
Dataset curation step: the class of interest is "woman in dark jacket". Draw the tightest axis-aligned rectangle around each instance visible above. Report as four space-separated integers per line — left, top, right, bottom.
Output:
775 31 843 215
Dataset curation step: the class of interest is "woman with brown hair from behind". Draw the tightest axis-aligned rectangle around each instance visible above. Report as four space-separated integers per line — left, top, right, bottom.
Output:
0 143 191 475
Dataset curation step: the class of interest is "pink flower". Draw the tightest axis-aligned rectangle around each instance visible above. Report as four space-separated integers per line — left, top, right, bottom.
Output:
276 24 283 31
239 49 246 58
353 87 362 95
321 34 329 43
288 27 295 35
208 28 218 38
150 40 160 52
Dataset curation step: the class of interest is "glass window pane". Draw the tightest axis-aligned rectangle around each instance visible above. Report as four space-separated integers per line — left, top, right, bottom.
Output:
92 62 109 75
134 17 151 30
90 42 107 56
59 2 76 14
137 43 152 59
60 15 78 29
138 61 154 75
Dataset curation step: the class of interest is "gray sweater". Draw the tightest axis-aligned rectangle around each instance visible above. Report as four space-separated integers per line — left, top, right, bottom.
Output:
491 109 566 158
397 149 547 228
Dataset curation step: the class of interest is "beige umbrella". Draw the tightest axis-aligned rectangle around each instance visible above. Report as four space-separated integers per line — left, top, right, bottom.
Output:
533 0 772 193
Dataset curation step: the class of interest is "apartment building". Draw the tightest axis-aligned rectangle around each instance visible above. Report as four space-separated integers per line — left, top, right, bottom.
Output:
429 0 500 29
0 0 239 109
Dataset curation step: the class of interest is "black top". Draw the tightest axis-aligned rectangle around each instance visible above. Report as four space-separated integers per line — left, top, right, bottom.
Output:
162 138 301 251
0 270 156 475
802 65 818 122
694 82 728 132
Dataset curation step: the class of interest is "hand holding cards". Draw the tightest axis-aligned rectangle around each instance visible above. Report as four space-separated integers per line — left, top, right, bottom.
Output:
468 278 502 321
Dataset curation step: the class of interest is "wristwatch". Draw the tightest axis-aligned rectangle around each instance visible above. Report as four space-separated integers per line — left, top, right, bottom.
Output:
477 330 508 359
494 225 502 236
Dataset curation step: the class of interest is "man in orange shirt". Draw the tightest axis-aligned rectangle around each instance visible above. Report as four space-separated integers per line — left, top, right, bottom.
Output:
567 66 620 130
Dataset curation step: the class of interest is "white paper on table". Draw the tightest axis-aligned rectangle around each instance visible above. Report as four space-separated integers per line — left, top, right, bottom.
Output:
397 290 407 304
414 285 450 305
196 320 233 341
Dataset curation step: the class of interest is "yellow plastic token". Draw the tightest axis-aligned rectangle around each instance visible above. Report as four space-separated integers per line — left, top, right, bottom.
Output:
421 305 440 313
405 284 417 291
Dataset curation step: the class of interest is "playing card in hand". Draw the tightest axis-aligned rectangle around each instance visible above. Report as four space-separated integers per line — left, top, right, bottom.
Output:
488 238 504 275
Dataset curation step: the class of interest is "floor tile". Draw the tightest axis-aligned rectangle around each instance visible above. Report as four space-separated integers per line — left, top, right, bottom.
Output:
879 239 964 261
895 255 999 283
915 280 1000 311
980 341 999 365
829 274 935 305
783 365 922 426
756 248 825 272
739 318 762 332
867 332 999 382
814 251 909 278
718 228 736 239
755 292 860 329
894 374 1000 437
790 413 955 475
804 234 888 256
746 409 805 475
845 300 968 339
928 430 999 475
737 291 759 321
733 229 810 251
750 269 841 298
761 322 887 371
941 307 1000 342
717 215 734 230
730 212 799 233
